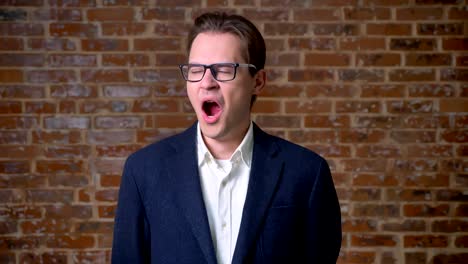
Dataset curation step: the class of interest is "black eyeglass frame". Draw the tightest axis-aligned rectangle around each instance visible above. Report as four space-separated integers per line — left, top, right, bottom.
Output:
179 63 257 82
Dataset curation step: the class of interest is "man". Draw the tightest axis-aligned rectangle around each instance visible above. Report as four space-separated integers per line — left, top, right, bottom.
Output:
112 12 341 264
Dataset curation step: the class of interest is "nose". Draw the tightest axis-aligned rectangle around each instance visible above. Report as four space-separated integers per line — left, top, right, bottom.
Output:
199 67 218 90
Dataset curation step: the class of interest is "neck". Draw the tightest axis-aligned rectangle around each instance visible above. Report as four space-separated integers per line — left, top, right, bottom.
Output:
202 122 250 160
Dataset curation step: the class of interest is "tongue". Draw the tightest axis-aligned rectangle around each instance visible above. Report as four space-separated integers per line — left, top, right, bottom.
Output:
203 102 221 117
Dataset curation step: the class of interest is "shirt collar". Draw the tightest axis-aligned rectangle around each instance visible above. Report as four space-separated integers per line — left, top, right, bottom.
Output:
197 122 254 168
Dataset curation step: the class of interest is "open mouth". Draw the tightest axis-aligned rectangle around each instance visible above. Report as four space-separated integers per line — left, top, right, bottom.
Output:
201 100 222 124
202 100 221 117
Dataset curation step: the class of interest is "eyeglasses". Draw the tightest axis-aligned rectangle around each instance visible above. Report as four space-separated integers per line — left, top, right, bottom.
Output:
179 63 257 82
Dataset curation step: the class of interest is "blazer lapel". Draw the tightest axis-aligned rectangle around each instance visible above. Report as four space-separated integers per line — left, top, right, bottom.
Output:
232 124 284 264
164 124 217 264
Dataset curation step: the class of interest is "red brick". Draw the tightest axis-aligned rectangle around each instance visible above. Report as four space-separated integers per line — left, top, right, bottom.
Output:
0 205 42 219
95 116 143 129
19 252 67 264
304 115 350 128
356 53 401 66
0 23 43 36
0 69 23 83
48 54 96 67
264 23 308 36
0 146 39 159
338 69 384 82
82 39 128 51
288 69 334 82
28 38 77 51
93 158 125 174
340 37 386 51
449 6 468 19
254 115 301 129
141 7 185 20
355 145 401 158
50 23 97 37
351 234 397 247
36 160 84 174
418 23 464 36
383 220 426 232
342 219 378 232
154 22 193 37
136 129 181 144
294 8 340 21
0 38 24 50
0 175 46 188
25 189 74 203
26 70 76 83
100 174 121 187
44 116 90 129
339 129 385 143
87 8 133 21
46 235 94 249
390 130 436 143
440 99 468 113
134 69 179 82
80 100 129 113
72 251 110 263
407 145 453 157
342 159 387 172
361 84 405 98
367 23 411 35
153 114 196 129
98 205 116 218
455 236 468 248
390 38 436 51
32 130 81 144
443 38 468 51
338 251 376 264
336 100 381 113
33 8 82 21
102 54 149 66
387 100 434 113
396 7 443 20
134 38 181 51
44 204 92 219
431 254 468 264
344 7 391 20
0 53 44 67
0 101 22 113
285 100 331 113
81 69 129 83
87 130 135 144
387 189 432 201
404 235 448 248
289 38 336 51
352 204 400 217
312 23 359 36
0 160 30 174
96 145 141 158
289 130 337 144
25 102 56 114
404 204 449 217
306 145 351 157
305 53 350 66
21 219 71 234
0 236 41 250
432 220 468 233
353 173 398 186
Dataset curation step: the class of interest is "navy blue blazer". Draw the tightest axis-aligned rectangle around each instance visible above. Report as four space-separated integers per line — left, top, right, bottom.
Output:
112 123 341 264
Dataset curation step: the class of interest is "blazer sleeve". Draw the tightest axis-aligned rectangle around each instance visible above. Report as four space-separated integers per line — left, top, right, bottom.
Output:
306 158 342 263
112 157 150 263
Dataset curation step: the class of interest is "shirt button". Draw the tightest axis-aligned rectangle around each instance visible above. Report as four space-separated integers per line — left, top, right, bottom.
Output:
222 222 227 229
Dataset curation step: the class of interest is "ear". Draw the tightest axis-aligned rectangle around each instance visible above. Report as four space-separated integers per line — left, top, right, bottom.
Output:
252 69 266 95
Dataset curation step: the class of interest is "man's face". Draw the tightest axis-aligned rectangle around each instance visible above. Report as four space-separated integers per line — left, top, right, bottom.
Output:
187 32 264 144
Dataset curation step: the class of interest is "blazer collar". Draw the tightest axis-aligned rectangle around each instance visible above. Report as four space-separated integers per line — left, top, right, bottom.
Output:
164 122 217 264
232 123 283 264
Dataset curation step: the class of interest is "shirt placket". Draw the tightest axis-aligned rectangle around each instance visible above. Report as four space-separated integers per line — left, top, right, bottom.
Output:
217 159 233 264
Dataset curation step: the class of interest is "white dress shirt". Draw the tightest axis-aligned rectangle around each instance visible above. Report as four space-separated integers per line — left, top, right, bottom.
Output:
197 122 253 264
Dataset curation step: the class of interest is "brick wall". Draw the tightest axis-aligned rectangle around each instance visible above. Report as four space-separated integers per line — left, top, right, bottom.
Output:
0 0 467 263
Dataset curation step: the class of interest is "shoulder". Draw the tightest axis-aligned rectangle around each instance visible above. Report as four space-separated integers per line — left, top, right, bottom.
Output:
125 124 196 166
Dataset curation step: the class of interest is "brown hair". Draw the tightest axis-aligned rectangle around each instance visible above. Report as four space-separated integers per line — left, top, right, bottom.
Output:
187 12 266 106
187 12 266 75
